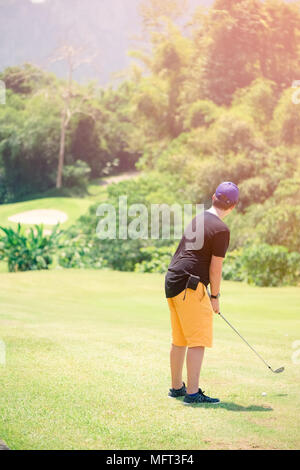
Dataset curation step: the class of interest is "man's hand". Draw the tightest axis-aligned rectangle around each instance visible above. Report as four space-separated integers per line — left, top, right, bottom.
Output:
210 297 220 314
209 255 223 314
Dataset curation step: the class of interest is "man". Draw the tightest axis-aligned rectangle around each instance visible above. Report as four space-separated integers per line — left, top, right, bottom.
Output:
165 182 239 405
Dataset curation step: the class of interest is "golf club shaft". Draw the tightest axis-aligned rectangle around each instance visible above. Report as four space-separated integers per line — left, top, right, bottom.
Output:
219 312 272 371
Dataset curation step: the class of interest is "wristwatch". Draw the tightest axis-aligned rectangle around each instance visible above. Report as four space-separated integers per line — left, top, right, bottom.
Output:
210 293 220 299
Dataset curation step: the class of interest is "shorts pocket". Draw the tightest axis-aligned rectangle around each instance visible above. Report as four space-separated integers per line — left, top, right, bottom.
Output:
196 282 205 302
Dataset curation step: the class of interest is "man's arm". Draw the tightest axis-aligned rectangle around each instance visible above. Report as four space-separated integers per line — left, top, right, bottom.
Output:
209 255 224 313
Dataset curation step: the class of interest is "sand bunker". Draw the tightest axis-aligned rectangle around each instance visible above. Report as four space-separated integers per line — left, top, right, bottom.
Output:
8 209 68 225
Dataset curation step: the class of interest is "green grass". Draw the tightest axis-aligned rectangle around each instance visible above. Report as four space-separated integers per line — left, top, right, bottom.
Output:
0 173 135 232
0 180 109 233
0 197 95 231
0 183 107 273
0 270 299 450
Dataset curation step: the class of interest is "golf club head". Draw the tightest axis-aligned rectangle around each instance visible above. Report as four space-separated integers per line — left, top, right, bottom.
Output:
274 367 285 374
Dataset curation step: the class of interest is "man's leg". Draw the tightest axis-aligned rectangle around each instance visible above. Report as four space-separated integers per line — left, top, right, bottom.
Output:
170 344 186 390
186 346 205 394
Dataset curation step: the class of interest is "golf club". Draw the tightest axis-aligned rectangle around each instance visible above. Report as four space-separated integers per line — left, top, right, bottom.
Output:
218 312 284 374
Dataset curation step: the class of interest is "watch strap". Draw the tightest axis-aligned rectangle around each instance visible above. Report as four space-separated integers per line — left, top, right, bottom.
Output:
210 293 220 299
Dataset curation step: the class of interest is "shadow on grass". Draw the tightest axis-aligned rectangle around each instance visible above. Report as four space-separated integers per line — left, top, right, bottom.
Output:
185 402 273 412
0 439 9 450
172 397 273 412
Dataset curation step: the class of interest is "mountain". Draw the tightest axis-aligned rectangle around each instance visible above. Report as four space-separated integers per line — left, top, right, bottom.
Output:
0 0 214 85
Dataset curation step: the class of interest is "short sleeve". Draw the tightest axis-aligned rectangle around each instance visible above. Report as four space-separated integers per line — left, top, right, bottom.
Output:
212 230 230 258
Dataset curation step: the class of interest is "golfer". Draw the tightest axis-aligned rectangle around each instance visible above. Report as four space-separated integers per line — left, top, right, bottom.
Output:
165 182 239 405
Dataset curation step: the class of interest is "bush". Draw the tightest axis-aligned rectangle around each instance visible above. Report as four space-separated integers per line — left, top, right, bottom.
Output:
255 205 300 253
63 160 91 189
222 249 245 282
223 244 300 287
134 245 176 273
213 112 256 154
232 78 278 131
70 174 179 271
183 100 220 130
237 176 272 211
0 224 61 272
271 88 300 146
58 228 105 269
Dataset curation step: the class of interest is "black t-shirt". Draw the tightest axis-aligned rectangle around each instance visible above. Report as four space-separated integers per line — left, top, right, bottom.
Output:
165 211 230 298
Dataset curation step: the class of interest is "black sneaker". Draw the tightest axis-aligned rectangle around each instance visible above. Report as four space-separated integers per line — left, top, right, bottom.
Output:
183 388 220 405
168 382 187 398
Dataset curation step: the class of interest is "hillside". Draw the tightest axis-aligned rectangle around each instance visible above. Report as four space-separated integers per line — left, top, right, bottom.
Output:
0 0 213 84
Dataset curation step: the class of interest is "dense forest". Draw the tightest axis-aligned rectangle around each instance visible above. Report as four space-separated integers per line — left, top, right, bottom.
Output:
0 0 299 285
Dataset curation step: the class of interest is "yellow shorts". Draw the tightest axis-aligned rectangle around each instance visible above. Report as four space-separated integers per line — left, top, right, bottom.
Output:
167 282 214 348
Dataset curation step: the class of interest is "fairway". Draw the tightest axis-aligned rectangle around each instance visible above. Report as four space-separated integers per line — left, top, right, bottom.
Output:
0 270 299 450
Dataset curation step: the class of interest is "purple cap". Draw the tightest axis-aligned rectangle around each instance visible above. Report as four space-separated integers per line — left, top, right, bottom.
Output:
215 182 239 205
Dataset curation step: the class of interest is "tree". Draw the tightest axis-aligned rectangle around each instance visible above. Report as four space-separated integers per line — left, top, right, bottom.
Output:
232 78 278 132
0 63 55 95
71 81 139 177
0 90 61 201
190 0 300 105
131 20 193 148
271 88 300 146
139 0 188 32
258 0 300 89
50 45 97 188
